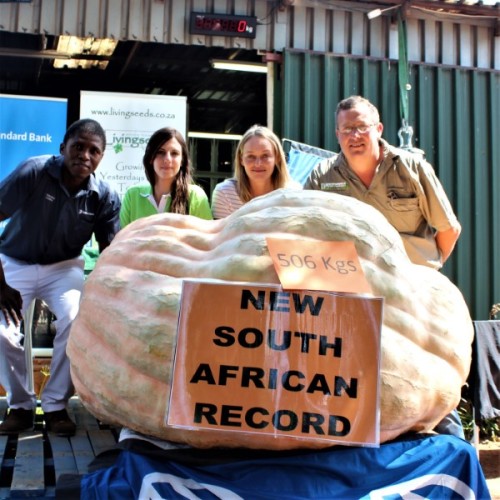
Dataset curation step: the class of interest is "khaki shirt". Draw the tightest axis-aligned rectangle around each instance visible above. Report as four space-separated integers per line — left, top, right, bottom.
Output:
304 140 460 269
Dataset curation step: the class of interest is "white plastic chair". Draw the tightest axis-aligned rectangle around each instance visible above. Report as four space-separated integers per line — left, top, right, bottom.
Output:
23 299 53 395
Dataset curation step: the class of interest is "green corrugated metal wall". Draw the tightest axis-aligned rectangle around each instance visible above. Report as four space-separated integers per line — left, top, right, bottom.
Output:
279 49 500 320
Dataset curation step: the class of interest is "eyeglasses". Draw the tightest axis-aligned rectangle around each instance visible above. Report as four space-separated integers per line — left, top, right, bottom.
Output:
242 154 274 164
337 124 377 135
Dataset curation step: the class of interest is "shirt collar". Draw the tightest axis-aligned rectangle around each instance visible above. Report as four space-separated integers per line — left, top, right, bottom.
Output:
139 185 154 198
47 155 97 193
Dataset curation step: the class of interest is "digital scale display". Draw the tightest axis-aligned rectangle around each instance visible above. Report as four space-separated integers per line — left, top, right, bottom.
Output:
190 12 257 39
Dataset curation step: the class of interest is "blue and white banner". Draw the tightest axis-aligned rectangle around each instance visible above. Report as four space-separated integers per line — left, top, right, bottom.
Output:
0 94 67 180
77 434 491 499
0 94 67 234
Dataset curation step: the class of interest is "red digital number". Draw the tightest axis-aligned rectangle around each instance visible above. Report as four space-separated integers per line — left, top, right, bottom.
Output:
193 14 253 36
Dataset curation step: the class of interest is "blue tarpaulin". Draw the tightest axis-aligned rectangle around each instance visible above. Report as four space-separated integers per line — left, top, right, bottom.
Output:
59 433 491 499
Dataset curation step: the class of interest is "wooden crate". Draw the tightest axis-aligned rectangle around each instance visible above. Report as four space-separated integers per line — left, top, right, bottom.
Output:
0 397 119 498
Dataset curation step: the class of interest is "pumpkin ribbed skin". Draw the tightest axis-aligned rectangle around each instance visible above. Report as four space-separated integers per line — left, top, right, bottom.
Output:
67 189 473 450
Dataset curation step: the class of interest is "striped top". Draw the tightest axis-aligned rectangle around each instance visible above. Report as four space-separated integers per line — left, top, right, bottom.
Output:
210 178 244 219
211 177 302 219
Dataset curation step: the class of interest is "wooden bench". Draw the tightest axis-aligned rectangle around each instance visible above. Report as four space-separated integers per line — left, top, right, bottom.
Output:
0 397 119 498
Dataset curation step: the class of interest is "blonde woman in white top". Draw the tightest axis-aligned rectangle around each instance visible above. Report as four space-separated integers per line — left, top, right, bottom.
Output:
211 125 301 219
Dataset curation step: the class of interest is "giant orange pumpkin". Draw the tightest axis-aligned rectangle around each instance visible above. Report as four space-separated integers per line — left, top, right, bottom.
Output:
67 189 473 450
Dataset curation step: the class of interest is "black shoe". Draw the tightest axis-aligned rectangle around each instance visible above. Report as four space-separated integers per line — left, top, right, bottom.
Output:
0 408 35 434
44 409 76 437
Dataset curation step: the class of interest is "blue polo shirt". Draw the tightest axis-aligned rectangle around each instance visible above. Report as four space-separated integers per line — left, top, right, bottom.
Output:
0 155 121 265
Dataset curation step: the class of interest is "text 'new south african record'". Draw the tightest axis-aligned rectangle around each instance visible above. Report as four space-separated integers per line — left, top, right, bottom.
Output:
167 280 384 446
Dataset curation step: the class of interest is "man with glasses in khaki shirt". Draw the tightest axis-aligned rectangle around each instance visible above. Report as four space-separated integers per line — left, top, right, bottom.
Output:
305 95 461 271
305 94 463 438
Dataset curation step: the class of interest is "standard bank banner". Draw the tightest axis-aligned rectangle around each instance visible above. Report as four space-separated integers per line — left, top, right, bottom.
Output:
0 94 67 181
0 94 67 234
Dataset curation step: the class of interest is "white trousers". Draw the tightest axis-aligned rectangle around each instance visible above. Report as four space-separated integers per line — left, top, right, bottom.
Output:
0 254 84 412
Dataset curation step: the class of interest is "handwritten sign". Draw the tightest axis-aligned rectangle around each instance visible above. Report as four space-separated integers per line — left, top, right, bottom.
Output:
266 238 372 294
167 280 383 446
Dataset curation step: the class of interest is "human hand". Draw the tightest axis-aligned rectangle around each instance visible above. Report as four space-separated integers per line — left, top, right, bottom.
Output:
0 283 23 327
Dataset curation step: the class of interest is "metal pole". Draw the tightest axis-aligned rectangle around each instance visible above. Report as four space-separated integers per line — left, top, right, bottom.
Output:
23 299 36 393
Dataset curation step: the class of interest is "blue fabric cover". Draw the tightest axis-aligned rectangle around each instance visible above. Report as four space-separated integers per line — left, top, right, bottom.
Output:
79 434 490 499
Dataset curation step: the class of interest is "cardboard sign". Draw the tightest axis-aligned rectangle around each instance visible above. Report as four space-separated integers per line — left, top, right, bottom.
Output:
167 280 383 446
266 238 373 294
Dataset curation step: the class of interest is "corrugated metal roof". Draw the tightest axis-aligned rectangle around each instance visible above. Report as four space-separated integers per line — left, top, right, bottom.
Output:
345 0 498 8
0 0 498 133
308 0 499 17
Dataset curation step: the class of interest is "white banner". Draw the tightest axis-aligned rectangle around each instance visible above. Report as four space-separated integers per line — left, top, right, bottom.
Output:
80 91 187 198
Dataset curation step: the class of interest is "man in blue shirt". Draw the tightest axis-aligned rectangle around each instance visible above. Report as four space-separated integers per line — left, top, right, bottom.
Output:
0 118 121 436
